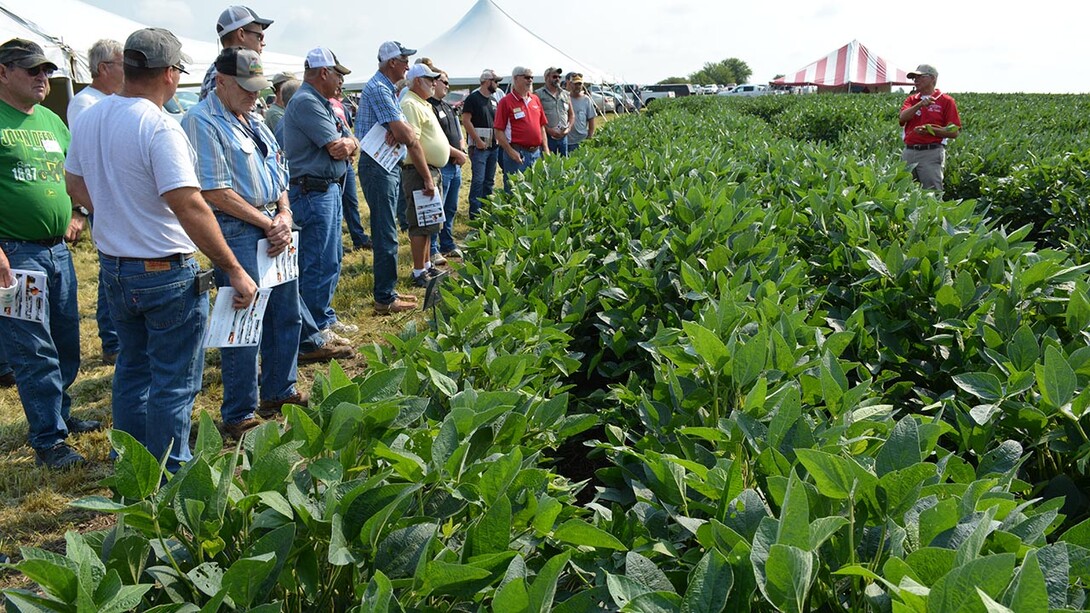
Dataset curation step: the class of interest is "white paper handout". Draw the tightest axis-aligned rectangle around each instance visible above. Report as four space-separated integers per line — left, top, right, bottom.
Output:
203 287 272 348
413 189 445 226
474 127 494 148
361 123 407 172
0 269 47 324
256 231 299 288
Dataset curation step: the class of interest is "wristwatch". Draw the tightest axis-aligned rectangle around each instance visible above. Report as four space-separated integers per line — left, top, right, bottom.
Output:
72 206 90 217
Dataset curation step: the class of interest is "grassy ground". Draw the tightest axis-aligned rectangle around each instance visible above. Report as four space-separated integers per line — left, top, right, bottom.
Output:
0 165 476 585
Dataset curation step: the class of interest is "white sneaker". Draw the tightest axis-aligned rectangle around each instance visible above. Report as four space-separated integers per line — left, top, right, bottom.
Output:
431 252 448 266
329 321 358 335
319 328 351 346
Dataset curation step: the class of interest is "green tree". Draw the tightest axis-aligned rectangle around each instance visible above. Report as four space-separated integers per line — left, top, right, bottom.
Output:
657 76 689 85
690 58 752 85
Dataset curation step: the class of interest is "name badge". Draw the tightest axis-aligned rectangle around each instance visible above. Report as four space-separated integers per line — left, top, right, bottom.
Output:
42 139 62 154
438 111 447 119
513 108 526 120
239 138 255 154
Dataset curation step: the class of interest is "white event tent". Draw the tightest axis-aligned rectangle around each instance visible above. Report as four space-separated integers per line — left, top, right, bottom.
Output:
415 0 613 87
0 0 305 88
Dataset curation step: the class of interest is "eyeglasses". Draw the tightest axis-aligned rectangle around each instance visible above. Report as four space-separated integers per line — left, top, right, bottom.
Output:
19 64 55 78
171 64 189 75
438 80 449 85
393 57 409 65
517 75 533 80
243 28 265 42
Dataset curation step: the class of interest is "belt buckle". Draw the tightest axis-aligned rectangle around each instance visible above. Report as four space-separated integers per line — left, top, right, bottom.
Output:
262 202 278 217
145 260 171 272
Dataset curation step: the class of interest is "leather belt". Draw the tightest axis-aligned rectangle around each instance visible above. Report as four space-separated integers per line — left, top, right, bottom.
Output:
513 145 540 153
99 252 195 264
0 236 64 247
906 143 944 151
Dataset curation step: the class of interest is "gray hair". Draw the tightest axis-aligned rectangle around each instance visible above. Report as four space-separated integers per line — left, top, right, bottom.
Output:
281 79 301 105
88 39 123 78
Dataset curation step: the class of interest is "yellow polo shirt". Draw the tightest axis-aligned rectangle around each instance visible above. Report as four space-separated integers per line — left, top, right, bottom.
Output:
401 90 450 168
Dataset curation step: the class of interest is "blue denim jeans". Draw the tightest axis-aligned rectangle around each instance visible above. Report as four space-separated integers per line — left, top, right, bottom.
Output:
547 135 569 157
0 240 80 451
568 142 582 154
290 182 343 331
431 162 462 255
467 146 498 219
359 155 403 305
341 163 370 248
213 213 302 424
500 147 542 192
99 253 205 473
89 214 118 356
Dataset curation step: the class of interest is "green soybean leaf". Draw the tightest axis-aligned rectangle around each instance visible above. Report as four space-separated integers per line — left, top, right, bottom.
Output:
527 550 571 613
427 366 459 397
761 545 814 613
1005 549 1049 612
952 372 1003 402
420 561 493 597
193 412 222 460
110 429 162 500
466 495 512 558
683 322 729 371
977 589 1014 613
682 549 732 613
624 591 683 612
479 449 522 505
1007 325 1040 372
606 573 652 609
553 520 626 550
493 576 530 613
221 552 276 609
358 570 395 613
733 330 767 390
374 523 436 579
1037 346 1077 410
625 552 674 593
928 554 1015 613
795 448 876 502
356 367 406 403
875 416 921 476
775 473 810 549
8 554 78 602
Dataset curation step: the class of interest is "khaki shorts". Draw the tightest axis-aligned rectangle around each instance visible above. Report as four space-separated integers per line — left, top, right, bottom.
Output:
400 164 443 237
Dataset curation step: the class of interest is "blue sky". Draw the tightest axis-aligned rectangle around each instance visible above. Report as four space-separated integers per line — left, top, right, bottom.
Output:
83 0 1088 93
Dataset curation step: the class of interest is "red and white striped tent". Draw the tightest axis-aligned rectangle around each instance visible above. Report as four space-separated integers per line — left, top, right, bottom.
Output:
773 40 914 93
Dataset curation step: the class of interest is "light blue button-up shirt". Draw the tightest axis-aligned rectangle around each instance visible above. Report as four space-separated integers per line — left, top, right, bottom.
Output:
355 70 405 140
182 90 289 207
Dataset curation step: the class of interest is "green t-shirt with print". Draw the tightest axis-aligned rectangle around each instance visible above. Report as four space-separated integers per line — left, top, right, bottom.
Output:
0 99 71 241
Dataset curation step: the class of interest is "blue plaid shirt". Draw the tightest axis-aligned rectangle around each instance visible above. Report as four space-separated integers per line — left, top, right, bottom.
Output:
181 91 289 208
355 70 404 140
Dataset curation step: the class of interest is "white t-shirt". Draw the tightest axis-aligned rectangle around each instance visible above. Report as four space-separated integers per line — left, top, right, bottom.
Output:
65 96 200 258
66 86 107 127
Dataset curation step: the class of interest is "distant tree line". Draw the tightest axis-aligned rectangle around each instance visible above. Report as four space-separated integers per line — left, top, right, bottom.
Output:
659 58 752 85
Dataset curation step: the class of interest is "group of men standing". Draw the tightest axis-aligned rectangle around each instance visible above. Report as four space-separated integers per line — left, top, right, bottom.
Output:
0 1 609 470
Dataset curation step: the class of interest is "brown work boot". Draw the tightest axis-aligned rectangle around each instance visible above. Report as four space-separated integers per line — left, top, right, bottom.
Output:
257 391 310 419
221 416 261 440
298 343 355 365
375 297 417 315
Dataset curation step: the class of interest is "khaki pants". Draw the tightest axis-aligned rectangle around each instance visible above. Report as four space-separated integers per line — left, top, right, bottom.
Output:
902 146 946 193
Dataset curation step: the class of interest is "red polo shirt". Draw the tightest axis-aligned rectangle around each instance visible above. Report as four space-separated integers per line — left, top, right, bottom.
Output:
901 90 961 146
495 91 546 148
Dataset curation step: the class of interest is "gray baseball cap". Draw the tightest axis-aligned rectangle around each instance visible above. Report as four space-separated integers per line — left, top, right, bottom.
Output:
0 39 57 70
216 47 269 92
123 28 191 69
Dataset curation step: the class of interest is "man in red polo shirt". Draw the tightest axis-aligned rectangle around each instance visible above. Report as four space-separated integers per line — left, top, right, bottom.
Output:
898 63 961 194
495 65 548 188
